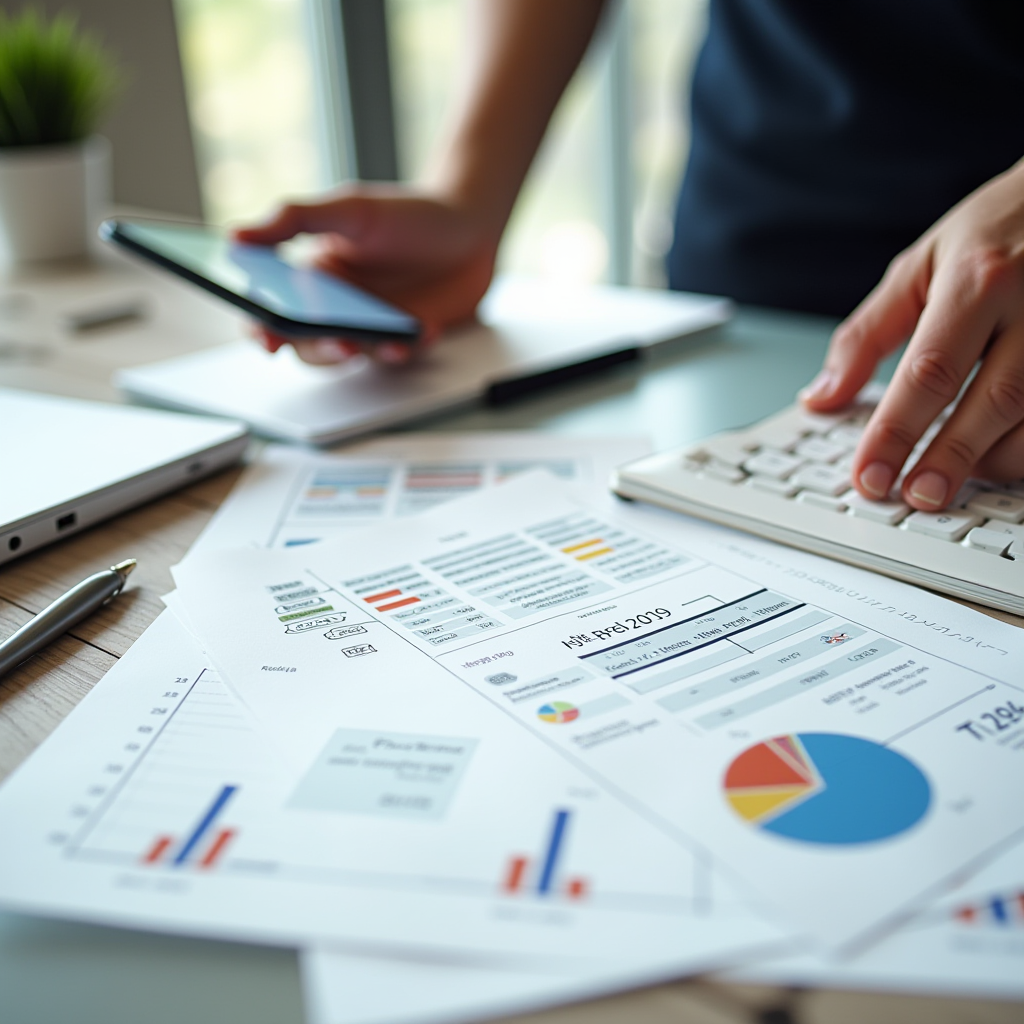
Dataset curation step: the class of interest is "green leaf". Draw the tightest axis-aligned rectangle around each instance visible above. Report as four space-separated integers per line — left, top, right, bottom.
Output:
0 7 122 148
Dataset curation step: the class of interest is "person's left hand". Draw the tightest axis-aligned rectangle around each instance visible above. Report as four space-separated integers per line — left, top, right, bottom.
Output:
801 156 1024 510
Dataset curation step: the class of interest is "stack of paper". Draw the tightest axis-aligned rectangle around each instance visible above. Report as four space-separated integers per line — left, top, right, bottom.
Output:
1 433 1022 1024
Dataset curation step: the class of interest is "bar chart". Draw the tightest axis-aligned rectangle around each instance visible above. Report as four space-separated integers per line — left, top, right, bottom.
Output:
142 784 240 869
954 891 1024 927
501 809 589 901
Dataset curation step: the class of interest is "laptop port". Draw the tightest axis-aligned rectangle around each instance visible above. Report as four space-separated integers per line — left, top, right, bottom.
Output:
56 512 77 531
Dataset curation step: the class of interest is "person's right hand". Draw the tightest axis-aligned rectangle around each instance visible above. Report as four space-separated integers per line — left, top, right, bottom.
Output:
233 183 501 366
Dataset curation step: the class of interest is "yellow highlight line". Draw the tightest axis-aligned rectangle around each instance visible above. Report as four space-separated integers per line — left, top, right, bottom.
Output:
561 538 603 554
576 547 614 561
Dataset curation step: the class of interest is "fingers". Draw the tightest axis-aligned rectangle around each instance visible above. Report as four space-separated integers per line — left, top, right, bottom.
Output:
801 245 932 410
232 196 369 247
850 254 1008 504
290 338 364 365
246 321 428 368
975 416 1024 483
904 322 1024 502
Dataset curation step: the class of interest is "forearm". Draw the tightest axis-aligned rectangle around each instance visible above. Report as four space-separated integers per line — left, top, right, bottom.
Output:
427 0 607 235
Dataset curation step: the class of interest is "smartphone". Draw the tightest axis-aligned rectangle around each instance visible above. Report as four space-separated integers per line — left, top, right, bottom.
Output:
100 218 420 342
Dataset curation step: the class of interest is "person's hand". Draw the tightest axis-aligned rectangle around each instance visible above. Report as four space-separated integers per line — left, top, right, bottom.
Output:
801 157 1024 510
233 183 500 366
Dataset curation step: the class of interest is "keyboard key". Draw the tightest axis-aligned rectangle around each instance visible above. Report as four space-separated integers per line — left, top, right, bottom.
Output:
844 491 911 525
790 464 851 497
799 411 848 432
904 510 981 541
796 491 847 511
747 476 798 497
965 527 1012 555
966 491 1024 523
794 437 849 463
700 434 757 467
980 520 1024 541
827 423 865 446
742 450 803 479
999 480 1024 498
702 461 745 483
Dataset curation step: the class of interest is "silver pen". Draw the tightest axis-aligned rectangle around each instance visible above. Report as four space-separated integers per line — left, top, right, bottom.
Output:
0 559 137 679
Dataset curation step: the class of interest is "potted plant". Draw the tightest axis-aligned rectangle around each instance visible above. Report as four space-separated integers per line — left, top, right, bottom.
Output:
0 8 120 264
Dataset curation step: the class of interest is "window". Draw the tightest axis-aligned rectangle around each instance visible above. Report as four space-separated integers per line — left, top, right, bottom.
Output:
176 0 709 284
174 0 325 225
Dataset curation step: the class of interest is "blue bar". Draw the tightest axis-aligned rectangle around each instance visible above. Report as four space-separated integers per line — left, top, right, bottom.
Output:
537 809 570 895
173 785 237 866
990 896 1008 924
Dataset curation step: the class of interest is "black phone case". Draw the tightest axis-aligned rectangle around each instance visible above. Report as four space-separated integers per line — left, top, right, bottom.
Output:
100 220 420 343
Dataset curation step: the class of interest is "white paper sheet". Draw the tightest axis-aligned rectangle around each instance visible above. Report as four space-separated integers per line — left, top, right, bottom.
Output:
193 435 650 552
725 840 1024 999
303 851 1024 1024
170 474 1024 952
0 609 787 968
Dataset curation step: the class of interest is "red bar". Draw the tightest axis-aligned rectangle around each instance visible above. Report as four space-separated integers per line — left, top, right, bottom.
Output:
364 589 402 603
199 828 237 869
377 596 420 612
503 856 529 893
566 877 588 900
143 835 174 864
1017 891 1024 918
954 904 976 923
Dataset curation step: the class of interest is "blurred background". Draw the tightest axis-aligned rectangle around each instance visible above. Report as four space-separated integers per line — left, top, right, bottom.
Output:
0 0 709 287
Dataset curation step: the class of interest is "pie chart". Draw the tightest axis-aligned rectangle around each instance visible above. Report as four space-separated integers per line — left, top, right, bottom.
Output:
537 701 579 724
724 733 931 845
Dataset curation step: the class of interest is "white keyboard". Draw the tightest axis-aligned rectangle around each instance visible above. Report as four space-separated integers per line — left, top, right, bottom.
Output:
613 383 1024 615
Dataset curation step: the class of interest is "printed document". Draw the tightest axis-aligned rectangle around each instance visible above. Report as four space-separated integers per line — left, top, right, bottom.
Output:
0 610 785 967
171 474 1024 950
194 434 649 551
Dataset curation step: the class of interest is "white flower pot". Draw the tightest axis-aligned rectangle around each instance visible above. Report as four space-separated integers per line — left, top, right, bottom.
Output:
0 135 111 265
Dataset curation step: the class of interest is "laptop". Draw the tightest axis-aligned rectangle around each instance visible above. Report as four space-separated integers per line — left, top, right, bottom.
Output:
0 388 249 565
116 277 732 445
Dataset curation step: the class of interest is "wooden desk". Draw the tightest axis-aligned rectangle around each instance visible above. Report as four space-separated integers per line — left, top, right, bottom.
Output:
1 254 1020 1024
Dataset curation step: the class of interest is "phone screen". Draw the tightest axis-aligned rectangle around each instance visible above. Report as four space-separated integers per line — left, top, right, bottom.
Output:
111 220 419 338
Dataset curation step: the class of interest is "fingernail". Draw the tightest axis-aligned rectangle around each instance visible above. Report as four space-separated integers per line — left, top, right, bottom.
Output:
909 470 948 507
377 342 409 364
799 370 835 402
314 339 347 360
859 461 894 499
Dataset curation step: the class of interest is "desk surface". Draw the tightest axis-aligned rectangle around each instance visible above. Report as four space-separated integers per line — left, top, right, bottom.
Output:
1 254 1020 1024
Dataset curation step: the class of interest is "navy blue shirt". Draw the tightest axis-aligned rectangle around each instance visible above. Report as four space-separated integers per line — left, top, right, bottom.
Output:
668 0 1024 316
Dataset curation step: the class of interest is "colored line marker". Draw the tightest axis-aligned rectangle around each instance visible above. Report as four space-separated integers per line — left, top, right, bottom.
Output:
143 835 173 865
378 596 420 612
576 547 614 561
991 896 1009 924
566 877 587 900
365 589 402 603
561 539 602 554
503 856 529 894
173 785 237 866
537 809 570 895
199 828 237 869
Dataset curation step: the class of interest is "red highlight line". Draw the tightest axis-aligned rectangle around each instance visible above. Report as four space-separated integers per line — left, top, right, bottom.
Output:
954 905 976 923
364 589 402 603
503 856 529 893
199 828 237 869
143 835 174 864
566 877 588 900
377 596 420 612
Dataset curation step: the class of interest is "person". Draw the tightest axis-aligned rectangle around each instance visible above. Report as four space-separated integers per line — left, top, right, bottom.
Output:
235 0 1024 515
